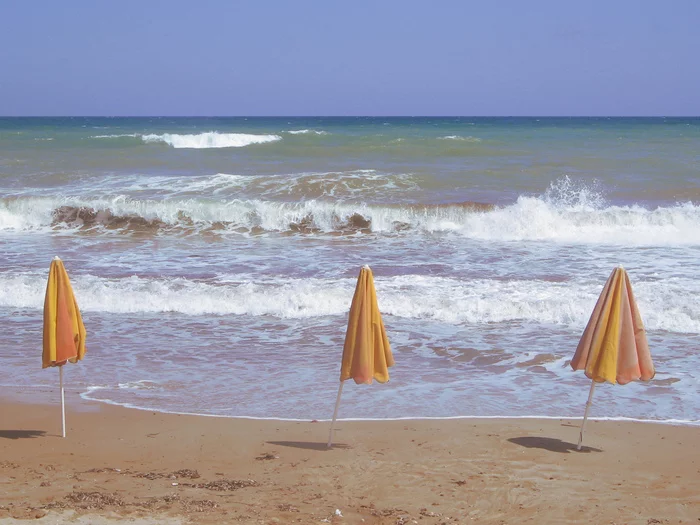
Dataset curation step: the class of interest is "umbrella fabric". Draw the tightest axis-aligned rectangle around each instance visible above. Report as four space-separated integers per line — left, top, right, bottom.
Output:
571 267 654 384
339 266 394 384
43 258 86 368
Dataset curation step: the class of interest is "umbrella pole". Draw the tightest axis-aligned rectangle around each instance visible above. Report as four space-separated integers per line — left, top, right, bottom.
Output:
60 366 66 438
577 380 596 450
327 381 344 448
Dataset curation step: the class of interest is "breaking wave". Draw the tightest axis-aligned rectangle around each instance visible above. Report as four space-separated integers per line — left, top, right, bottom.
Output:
2 190 700 244
141 132 281 148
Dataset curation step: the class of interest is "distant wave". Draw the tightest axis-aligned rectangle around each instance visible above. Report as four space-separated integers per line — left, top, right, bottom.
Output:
1 272 698 333
141 132 281 148
3 192 700 244
438 135 482 142
286 129 327 135
90 133 140 139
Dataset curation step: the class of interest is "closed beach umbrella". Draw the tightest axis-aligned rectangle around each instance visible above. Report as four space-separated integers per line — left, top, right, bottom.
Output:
43 256 87 437
571 266 654 449
327 265 394 447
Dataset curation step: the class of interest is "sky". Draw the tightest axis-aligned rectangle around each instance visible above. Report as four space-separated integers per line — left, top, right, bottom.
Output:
0 0 698 116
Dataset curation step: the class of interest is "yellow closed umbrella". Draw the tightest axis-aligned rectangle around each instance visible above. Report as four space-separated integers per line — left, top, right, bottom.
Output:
43 256 87 437
328 265 394 447
571 266 654 449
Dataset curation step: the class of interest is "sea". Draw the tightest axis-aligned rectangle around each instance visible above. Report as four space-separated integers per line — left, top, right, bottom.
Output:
1 117 699 424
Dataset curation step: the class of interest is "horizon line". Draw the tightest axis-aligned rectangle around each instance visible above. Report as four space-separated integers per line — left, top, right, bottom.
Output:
2 115 699 119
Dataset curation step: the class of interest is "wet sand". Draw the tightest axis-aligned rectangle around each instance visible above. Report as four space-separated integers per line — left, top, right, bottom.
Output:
1 392 698 524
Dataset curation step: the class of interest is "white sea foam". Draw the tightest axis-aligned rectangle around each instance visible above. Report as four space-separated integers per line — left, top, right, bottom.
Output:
1 272 699 333
141 132 281 148
452 197 700 244
287 129 327 135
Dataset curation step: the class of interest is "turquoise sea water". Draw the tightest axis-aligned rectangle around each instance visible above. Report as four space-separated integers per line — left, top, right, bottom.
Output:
1 117 699 423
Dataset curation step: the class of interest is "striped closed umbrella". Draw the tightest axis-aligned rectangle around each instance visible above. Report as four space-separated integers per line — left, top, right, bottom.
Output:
571 266 654 449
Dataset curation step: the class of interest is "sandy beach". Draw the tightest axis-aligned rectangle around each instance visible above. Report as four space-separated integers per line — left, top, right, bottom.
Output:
1 392 698 524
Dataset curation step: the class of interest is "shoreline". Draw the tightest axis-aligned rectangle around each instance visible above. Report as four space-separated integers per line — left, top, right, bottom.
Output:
2 393 699 524
5 385 699 426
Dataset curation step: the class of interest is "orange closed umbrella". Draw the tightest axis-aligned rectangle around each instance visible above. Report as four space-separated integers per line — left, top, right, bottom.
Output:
43 256 87 437
571 266 654 449
327 265 394 447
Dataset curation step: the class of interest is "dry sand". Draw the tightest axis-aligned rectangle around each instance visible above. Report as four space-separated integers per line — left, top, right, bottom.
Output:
1 392 698 524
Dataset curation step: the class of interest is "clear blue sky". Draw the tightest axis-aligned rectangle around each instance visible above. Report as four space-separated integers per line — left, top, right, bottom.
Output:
1 0 698 116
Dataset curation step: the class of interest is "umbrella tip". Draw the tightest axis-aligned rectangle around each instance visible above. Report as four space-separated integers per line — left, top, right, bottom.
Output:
53 256 61 261
362 264 371 270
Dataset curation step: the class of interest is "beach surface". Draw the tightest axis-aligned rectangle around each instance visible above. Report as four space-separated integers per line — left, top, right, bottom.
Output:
1 394 698 524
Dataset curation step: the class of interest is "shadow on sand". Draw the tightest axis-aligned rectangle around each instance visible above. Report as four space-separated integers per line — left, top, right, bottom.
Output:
508 436 602 453
266 441 352 451
0 430 47 440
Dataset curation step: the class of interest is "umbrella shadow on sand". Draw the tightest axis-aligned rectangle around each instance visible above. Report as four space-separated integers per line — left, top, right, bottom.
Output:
266 441 352 451
508 436 602 453
0 430 47 440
